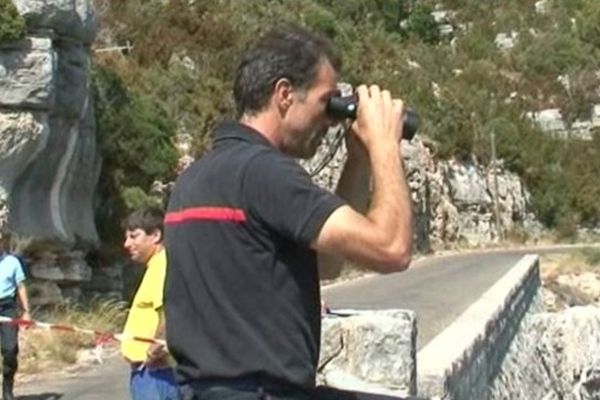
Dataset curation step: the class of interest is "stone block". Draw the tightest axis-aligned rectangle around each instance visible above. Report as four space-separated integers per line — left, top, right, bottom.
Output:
319 309 417 397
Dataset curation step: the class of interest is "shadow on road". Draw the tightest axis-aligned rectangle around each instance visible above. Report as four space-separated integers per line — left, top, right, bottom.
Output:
18 393 63 400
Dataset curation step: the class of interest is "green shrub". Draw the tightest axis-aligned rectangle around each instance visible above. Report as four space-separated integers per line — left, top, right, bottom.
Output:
516 31 594 77
0 0 25 43
404 4 440 44
91 64 177 246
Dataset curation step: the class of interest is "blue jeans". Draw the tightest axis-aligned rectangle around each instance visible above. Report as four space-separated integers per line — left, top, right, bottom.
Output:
130 366 181 400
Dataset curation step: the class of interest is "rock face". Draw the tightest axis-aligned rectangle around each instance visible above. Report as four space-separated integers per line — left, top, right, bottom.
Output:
527 105 600 140
490 306 600 400
0 1 100 304
308 131 539 252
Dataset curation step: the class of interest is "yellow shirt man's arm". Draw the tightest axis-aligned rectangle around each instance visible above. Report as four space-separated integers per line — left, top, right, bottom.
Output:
145 309 169 366
143 250 170 366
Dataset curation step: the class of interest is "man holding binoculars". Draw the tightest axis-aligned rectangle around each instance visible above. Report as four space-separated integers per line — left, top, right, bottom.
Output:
164 22 413 400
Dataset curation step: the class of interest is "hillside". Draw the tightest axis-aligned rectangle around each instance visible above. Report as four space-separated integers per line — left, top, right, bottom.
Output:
89 0 600 242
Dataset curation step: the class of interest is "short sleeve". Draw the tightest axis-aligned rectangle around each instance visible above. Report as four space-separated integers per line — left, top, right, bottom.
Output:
11 256 25 284
243 152 346 246
137 255 166 311
149 262 166 311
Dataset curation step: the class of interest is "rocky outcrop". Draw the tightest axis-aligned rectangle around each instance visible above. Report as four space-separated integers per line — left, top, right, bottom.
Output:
526 105 600 140
0 0 100 304
490 306 600 400
308 130 539 252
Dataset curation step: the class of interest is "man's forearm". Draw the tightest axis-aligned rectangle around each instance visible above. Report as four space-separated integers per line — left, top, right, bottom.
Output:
17 284 30 313
318 150 372 280
368 140 413 262
155 310 166 339
335 151 371 212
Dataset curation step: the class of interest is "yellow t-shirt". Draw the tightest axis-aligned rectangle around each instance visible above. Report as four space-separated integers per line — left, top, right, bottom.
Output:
121 249 167 362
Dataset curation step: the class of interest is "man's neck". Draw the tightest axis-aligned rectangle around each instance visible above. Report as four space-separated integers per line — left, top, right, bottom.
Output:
240 111 283 150
145 244 164 265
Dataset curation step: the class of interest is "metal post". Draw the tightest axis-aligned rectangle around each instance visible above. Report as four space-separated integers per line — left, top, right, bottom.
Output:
94 41 133 54
490 130 504 241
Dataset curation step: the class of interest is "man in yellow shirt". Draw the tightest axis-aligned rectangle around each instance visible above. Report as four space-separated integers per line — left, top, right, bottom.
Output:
121 208 180 400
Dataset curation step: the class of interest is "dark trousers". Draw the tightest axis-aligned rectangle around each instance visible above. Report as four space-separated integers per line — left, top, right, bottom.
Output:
0 301 18 381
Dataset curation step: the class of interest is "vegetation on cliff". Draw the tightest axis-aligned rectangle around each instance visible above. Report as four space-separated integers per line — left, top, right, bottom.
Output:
0 0 25 43
92 0 600 239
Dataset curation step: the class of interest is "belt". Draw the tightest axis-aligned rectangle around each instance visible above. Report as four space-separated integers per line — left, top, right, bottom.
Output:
130 361 173 371
185 374 309 395
130 362 144 371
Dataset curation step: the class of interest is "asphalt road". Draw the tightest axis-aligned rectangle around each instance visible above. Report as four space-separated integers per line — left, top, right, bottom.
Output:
323 250 529 348
17 246 586 399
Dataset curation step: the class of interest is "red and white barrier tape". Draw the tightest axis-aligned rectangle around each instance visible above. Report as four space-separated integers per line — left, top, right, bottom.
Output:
0 316 166 347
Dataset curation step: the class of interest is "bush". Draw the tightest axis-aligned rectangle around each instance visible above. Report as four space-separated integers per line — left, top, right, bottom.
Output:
576 1 600 49
0 0 25 43
516 30 595 77
91 64 177 247
403 4 440 44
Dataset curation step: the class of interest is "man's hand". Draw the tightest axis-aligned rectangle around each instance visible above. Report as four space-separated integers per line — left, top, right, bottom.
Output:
350 84 404 151
145 343 169 367
21 310 32 329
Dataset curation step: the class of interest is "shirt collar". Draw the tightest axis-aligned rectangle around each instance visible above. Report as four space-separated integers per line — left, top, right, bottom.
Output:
213 121 274 148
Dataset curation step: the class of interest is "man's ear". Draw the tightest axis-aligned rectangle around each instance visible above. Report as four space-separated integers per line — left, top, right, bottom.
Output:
150 228 163 245
273 78 294 111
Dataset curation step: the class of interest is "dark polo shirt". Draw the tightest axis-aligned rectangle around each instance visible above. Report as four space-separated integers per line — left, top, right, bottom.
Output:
164 121 345 389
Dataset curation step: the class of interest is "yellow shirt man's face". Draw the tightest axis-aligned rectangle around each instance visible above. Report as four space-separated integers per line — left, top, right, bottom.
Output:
123 228 161 265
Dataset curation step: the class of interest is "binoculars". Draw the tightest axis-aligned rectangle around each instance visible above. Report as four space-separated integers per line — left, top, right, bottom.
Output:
326 96 419 140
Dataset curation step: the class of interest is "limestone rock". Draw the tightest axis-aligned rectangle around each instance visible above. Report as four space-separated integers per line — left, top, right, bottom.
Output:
28 280 63 305
534 306 600 399
308 130 537 250
0 110 49 188
0 38 55 109
0 1 101 251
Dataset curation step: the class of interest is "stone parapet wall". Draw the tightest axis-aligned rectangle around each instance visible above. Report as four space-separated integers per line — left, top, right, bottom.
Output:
417 255 541 399
319 309 418 398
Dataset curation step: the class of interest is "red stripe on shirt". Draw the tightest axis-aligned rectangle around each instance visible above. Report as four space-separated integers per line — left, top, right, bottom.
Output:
165 207 247 224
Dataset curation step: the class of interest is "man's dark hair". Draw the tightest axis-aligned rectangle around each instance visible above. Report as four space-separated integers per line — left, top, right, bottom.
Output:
122 207 165 238
233 23 341 116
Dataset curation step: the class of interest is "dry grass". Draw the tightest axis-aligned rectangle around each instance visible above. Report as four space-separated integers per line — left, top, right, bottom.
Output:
540 249 600 281
18 298 127 375
540 248 600 310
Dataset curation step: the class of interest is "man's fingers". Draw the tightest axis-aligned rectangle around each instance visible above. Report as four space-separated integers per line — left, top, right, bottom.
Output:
382 90 392 104
393 99 404 115
369 84 381 98
355 85 369 100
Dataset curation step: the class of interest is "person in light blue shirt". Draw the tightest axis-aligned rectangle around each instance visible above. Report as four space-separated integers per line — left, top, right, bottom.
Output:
0 249 31 400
